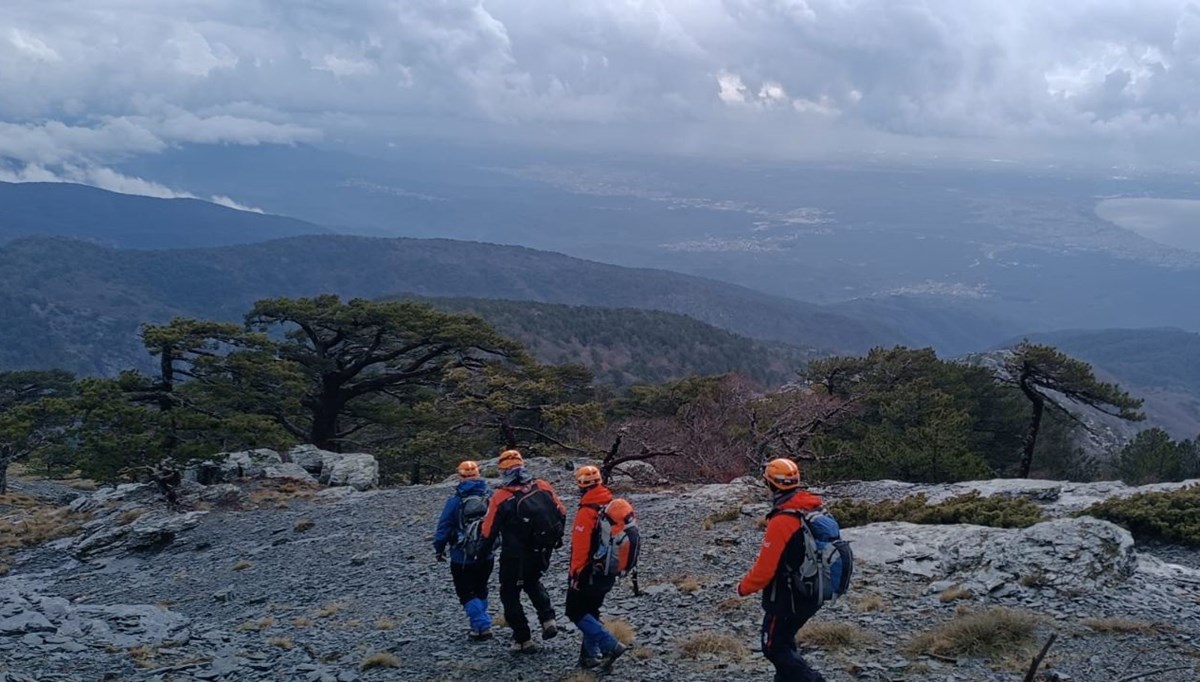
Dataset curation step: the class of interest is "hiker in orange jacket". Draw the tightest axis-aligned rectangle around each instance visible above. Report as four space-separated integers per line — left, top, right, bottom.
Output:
737 459 828 682
479 449 567 653
566 466 627 671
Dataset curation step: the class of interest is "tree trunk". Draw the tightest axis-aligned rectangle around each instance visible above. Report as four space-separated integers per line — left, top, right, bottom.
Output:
309 403 341 452
1019 382 1045 479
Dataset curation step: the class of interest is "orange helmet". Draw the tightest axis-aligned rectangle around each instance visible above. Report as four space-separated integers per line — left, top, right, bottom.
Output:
498 449 524 471
763 458 801 490
575 465 602 489
457 460 481 479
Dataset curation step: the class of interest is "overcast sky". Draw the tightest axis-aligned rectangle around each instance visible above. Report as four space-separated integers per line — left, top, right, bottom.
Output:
3 0 1200 198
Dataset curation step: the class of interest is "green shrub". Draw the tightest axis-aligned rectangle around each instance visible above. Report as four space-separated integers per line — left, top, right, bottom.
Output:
829 492 1045 529
1079 485 1200 547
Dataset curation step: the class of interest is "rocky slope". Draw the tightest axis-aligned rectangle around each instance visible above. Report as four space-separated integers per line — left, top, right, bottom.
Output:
2 459 1199 682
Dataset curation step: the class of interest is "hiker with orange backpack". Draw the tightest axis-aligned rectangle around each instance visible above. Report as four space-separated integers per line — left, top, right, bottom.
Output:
566 465 639 671
433 460 495 641
480 449 568 653
737 459 853 682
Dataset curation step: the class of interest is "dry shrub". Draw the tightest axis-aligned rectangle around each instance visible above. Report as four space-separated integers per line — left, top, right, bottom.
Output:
673 576 702 594
716 597 746 614
294 518 315 533
236 616 276 632
314 602 343 618
797 622 872 649
374 617 397 631
630 647 654 660
938 585 973 603
232 560 253 571
66 479 99 491
0 492 40 509
830 492 1045 530
0 504 88 559
603 618 636 645
850 593 887 612
267 637 294 650
560 673 597 682
905 608 1040 658
361 652 400 671
493 614 507 628
678 631 748 660
291 616 313 628
1081 618 1161 634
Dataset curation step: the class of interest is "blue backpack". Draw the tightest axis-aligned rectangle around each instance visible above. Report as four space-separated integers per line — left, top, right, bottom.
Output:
775 509 854 608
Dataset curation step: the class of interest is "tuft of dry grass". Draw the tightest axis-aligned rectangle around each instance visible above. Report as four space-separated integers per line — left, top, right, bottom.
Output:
127 645 157 669
361 652 400 671
673 576 702 594
374 617 397 631
603 618 636 645
560 673 598 682
905 608 1040 659
118 509 144 526
291 616 313 628
248 479 320 508
231 560 253 571
0 504 89 552
797 622 873 649
630 647 654 661
236 616 276 632
938 585 974 603
1081 617 1161 634
294 518 315 532
678 631 749 660
267 636 294 650
702 506 742 530
66 478 99 491
850 593 887 612
314 602 343 619
493 614 507 628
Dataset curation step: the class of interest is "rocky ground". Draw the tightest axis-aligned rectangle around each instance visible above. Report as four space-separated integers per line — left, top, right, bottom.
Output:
1 455 1199 682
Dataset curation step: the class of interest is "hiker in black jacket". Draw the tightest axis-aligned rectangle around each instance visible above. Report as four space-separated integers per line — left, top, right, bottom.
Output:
479 449 567 653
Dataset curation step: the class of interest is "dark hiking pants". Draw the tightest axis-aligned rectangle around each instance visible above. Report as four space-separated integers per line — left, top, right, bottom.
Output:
450 559 494 605
565 574 617 659
761 604 825 682
499 553 554 643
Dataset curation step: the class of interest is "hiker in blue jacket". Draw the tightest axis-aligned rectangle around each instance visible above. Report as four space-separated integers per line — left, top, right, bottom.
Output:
434 460 495 640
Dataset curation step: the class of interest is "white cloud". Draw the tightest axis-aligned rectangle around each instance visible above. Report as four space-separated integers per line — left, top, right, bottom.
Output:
2 0 1200 168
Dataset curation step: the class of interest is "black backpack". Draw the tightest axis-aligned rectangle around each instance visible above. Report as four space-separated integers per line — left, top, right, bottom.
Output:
455 492 489 561
511 483 564 552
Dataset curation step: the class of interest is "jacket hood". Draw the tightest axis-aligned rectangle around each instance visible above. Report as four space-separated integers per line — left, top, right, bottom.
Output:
775 489 824 512
456 478 488 496
579 485 613 507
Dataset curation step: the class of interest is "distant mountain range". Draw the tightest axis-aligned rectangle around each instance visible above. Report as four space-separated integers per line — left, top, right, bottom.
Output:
0 181 326 249
0 233 899 376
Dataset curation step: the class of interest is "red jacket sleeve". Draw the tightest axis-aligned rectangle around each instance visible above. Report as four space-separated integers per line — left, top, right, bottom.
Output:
570 505 598 578
738 514 799 596
481 489 511 541
539 480 567 517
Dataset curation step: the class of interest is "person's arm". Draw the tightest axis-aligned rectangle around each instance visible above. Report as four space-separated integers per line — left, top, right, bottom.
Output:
737 515 798 596
480 489 511 554
433 495 459 558
569 506 598 581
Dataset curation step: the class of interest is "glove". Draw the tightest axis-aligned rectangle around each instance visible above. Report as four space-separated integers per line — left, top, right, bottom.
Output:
435 551 446 563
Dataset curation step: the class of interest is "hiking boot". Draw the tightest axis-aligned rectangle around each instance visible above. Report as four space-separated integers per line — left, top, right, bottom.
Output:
578 655 602 670
600 643 627 672
469 629 493 642
540 619 558 640
511 640 537 655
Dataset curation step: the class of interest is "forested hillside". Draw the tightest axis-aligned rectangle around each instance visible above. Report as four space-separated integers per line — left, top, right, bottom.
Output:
0 235 900 375
412 297 810 387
